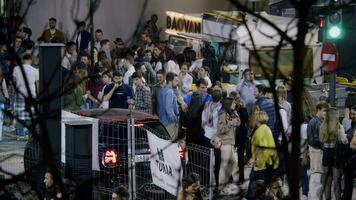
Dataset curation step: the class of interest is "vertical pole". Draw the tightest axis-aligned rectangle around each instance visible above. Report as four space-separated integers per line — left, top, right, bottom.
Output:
127 119 132 200
131 119 136 200
89 0 94 68
208 148 214 200
329 72 336 107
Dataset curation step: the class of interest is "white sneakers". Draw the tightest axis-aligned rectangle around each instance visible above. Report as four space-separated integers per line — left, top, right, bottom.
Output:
219 183 240 196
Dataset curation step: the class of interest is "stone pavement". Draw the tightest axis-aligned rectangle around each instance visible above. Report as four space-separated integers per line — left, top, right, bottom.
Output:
0 132 26 179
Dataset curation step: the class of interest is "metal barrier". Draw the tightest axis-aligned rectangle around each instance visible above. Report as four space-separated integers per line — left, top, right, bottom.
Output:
20 110 216 200
185 143 214 200
130 119 176 200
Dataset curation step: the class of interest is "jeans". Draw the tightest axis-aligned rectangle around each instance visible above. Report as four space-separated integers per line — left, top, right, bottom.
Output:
341 165 356 200
16 121 28 137
203 136 221 187
323 166 341 200
300 163 309 196
309 146 324 200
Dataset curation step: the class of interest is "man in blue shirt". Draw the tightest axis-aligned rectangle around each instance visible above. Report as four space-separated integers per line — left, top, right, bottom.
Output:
254 85 276 139
158 72 180 140
103 70 134 109
183 78 212 145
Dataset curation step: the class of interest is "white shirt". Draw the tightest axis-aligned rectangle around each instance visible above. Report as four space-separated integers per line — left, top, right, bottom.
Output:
61 52 72 70
190 59 203 72
13 64 39 98
204 76 212 88
180 73 193 94
123 65 135 85
165 60 180 75
202 102 222 139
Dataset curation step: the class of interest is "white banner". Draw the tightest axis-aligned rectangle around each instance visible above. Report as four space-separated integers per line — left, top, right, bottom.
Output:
147 130 182 195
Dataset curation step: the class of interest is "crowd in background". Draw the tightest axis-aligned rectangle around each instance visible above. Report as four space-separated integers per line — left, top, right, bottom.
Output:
0 14 355 200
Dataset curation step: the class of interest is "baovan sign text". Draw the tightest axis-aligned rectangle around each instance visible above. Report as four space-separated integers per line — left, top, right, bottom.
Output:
166 13 201 34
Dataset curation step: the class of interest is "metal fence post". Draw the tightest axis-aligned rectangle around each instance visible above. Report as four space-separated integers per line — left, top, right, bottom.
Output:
131 119 136 200
127 119 132 200
209 148 214 200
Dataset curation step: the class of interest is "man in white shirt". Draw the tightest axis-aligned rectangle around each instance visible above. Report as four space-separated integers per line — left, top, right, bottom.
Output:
123 55 135 85
198 67 212 88
13 54 39 139
61 41 77 71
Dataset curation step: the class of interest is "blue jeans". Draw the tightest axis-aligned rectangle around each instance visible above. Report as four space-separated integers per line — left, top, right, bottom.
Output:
16 121 28 137
300 164 309 196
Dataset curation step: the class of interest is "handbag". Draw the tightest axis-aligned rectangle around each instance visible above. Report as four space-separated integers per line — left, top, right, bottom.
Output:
210 135 222 149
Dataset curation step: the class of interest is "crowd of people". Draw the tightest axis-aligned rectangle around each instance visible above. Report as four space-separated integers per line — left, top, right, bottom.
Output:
0 14 355 200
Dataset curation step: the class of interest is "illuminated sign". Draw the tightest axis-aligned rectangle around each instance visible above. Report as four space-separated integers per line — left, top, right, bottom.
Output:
166 11 202 34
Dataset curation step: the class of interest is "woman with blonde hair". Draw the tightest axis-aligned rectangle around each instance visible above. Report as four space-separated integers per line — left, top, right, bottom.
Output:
319 107 348 200
247 110 279 198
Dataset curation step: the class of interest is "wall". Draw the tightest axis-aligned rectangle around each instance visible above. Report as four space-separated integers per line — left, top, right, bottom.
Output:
21 0 233 44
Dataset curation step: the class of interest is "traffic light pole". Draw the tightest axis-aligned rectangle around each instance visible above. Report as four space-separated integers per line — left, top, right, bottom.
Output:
329 71 336 107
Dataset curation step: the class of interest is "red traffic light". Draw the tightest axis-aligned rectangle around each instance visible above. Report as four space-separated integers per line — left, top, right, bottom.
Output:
102 149 119 168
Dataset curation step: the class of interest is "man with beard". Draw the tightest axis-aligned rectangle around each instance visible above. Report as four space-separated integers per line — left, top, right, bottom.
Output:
103 70 134 109
40 18 65 43
158 72 179 140
152 70 165 116
88 29 103 52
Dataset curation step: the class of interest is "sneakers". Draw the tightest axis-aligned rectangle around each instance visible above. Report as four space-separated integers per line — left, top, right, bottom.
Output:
3 125 16 132
301 195 308 200
17 135 29 141
219 183 240 196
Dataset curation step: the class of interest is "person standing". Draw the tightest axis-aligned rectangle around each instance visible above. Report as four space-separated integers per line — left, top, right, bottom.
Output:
158 72 179 140
307 101 329 200
230 91 249 185
40 18 65 43
319 107 348 200
12 54 39 140
183 78 212 145
0 69 9 141
88 29 103 52
75 21 91 53
341 105 356 200
215 98 240 194
247 111 279 198
254 85 276 140
122 55 135 85
151 70 165 116
236 69 256 115
132 72 151 113
179 62 193 95
103 70 134 109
